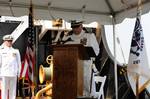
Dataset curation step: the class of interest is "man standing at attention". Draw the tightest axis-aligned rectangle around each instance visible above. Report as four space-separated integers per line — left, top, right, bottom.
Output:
0 34 21 99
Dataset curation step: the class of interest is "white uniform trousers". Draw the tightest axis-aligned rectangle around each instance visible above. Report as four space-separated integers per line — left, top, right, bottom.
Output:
1 76 17 99
83 60 92 97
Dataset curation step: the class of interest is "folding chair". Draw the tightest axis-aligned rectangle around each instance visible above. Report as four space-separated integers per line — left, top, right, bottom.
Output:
93 75 106 99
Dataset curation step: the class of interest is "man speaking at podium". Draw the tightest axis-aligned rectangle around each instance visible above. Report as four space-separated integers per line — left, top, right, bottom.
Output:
65 20 100 97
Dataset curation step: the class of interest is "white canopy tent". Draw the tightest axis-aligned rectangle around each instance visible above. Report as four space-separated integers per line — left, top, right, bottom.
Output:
0 0 150 24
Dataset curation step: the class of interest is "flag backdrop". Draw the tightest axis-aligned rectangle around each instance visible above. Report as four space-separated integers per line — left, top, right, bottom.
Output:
20 4 35 84
127 14 150 95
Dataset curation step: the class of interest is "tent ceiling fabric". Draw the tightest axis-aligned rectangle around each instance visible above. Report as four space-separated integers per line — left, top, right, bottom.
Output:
0 0 150 24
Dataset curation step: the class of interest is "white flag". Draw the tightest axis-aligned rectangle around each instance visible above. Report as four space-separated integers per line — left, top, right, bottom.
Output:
127 16 150 95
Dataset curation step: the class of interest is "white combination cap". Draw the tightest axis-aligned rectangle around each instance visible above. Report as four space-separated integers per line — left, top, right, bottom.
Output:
3 34 13 41
71 20 84 28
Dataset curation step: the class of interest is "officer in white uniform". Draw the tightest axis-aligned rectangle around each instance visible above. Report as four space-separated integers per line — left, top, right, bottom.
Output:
65 21 100 97
0 34 21 99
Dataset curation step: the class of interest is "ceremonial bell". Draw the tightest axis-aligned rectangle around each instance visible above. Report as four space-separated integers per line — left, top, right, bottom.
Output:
39 55 53 84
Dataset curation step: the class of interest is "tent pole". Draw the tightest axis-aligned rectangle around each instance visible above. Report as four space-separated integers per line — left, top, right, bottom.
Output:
136 74 139 99
112 15 118 99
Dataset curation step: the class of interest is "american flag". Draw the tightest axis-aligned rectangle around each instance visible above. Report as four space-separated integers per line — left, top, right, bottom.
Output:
127 10 150 95
20 2 35 84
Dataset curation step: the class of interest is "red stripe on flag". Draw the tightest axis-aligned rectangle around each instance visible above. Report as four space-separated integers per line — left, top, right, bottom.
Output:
20 46 35 83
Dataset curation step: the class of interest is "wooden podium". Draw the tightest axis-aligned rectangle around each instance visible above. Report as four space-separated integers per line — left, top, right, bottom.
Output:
52 44 89 99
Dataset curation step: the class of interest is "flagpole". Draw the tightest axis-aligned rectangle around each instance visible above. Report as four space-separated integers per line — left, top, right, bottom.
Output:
136 74 139 99
136 0 142 99
112 15 118 99
29 0 37 96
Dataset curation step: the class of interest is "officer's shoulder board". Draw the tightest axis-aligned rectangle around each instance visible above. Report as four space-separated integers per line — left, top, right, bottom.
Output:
14 48 18 50
13 48 19 51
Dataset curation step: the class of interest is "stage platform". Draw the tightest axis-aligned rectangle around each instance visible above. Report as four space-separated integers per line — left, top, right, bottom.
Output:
16 96 52 99
16 96 98 99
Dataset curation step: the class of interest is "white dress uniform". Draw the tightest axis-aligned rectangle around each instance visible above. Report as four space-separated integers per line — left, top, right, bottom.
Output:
0 45 21 99
65 30 100 97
